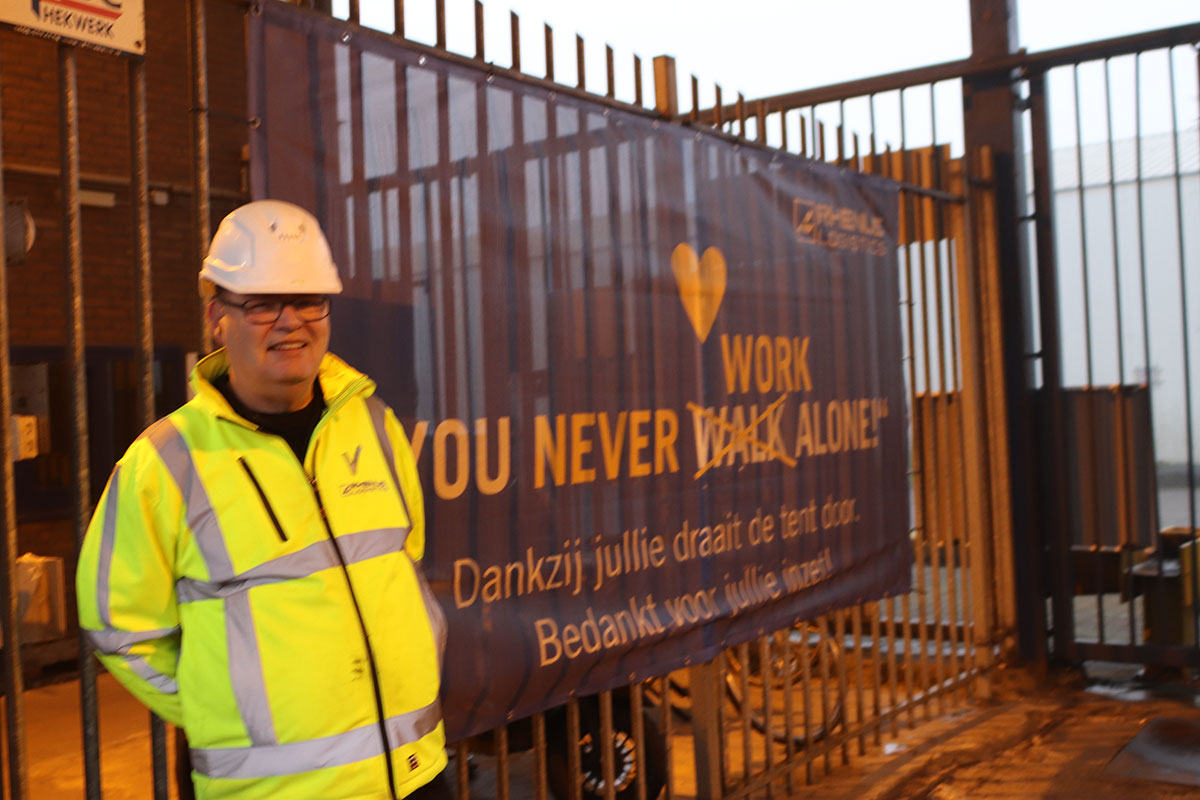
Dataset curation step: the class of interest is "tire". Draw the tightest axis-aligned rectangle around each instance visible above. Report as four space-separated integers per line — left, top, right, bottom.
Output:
546 698 667 800
723 624 844 745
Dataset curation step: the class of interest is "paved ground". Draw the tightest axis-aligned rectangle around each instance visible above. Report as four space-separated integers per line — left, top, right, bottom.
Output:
778 666 1200 800
12 665 1200 799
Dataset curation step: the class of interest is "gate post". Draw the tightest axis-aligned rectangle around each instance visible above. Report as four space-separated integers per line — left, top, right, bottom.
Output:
961 0 1045 663
688 659 724 799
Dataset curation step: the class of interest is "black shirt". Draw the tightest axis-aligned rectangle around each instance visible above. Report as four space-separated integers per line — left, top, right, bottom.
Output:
213 374 325 463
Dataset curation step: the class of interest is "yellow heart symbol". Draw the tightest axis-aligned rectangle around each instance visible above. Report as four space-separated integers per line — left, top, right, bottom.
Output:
671 243 727 343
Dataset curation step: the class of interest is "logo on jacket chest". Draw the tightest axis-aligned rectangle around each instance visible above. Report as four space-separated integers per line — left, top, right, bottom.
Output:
339 445 387 496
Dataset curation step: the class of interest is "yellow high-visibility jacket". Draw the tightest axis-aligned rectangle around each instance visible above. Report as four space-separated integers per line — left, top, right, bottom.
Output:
76 350 448 800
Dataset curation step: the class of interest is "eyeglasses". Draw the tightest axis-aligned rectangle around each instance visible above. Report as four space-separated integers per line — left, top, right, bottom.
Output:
218 295 331 325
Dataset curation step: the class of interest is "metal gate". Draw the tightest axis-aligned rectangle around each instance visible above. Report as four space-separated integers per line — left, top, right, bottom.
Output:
724 19 1200 673
1024 32 1200 669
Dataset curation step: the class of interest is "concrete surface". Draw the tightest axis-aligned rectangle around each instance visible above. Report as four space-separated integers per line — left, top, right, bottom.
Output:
782 667 1200 800
12 667 1200 799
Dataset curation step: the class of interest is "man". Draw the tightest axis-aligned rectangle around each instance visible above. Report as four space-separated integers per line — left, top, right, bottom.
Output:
77 200 452 799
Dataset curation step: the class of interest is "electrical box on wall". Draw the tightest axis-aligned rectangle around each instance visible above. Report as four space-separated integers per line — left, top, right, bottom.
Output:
11 363 50 453
10 415 37 461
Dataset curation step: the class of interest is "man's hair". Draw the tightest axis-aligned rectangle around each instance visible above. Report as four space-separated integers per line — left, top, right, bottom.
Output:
199 278 222 303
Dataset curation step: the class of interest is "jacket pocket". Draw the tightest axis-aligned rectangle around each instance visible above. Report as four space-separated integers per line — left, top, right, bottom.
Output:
237 457 289 542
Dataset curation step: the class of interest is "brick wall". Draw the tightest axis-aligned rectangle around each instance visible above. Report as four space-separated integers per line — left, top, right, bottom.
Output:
1 0 248 351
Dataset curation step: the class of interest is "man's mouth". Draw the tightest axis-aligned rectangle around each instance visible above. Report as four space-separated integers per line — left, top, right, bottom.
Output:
268 342 306 351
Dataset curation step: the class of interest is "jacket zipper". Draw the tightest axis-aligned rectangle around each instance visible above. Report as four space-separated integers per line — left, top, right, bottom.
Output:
237 458 288 542
307 442 400 800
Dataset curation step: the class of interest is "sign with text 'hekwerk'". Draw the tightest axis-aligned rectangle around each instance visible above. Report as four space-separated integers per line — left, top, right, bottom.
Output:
250 3 911 741
0 0 145 55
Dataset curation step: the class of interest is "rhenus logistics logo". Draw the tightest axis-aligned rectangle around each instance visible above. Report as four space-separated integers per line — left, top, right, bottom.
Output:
2 0 144 54
793 197 888 257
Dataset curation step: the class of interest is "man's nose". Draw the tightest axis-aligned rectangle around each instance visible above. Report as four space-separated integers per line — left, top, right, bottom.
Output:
273 303 304 329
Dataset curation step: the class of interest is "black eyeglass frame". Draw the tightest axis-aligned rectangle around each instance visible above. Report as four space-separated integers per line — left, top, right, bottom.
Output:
216 293 332 325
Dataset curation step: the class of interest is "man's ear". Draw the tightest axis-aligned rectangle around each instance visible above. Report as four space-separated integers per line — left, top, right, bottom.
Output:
206 299 226 347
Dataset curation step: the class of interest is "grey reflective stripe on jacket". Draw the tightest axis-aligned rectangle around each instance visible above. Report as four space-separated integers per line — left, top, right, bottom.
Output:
175 527 409 603
95 465 121 629
189 699 443 780
91 462 182 695
146 419 235 582
151 419 282 743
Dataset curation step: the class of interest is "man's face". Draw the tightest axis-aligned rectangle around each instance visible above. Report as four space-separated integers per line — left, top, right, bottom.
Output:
209 291 331 411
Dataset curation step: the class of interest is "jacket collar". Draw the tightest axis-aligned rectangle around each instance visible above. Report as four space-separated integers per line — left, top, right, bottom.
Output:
189 349 375 427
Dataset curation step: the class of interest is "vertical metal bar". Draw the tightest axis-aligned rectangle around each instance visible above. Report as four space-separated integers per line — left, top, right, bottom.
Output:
714 85 723 128
599 691 616 800
1028 70 1077 660
533 713 548 800
189 0 211 352
948 148 981 692
914 150 941 716
737 641 752 781
898 91 928 723
495 724 510 800
510 11 520 70
779 630 796 794
474 0 484 60
817 615 832 774
934 143 966 698
690 75 699 122
924 114 951 710
780 110 788 151
567 699 582 800
756 100 766 144
630 684 646 800
130 55 168 800
898 127 920 726
838 99 846 164
834 610 850 764
758 636 775 796
435 0 446 49
0 54 30 800
394 0 405 36
660 676 676 800
605 45 615 98
576 34 585 90
1133 54 1162 621
1102 58 1136 647
347 0 359 23
736 92 746 139
60 43 100 800
1166 48 1200 645
796 624 812 784
818 121 826 162
544 24 554 81
455 741 471 799
799 115 807 158
633 56 643 107
1070 64 1107 644
869 603 883 746
852 606 866 756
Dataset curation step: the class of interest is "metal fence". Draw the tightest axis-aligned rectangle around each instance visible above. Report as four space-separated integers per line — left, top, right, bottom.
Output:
0 1 1043 799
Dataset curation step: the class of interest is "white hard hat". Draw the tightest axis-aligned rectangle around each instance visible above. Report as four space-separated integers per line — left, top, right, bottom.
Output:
200 200 343 295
